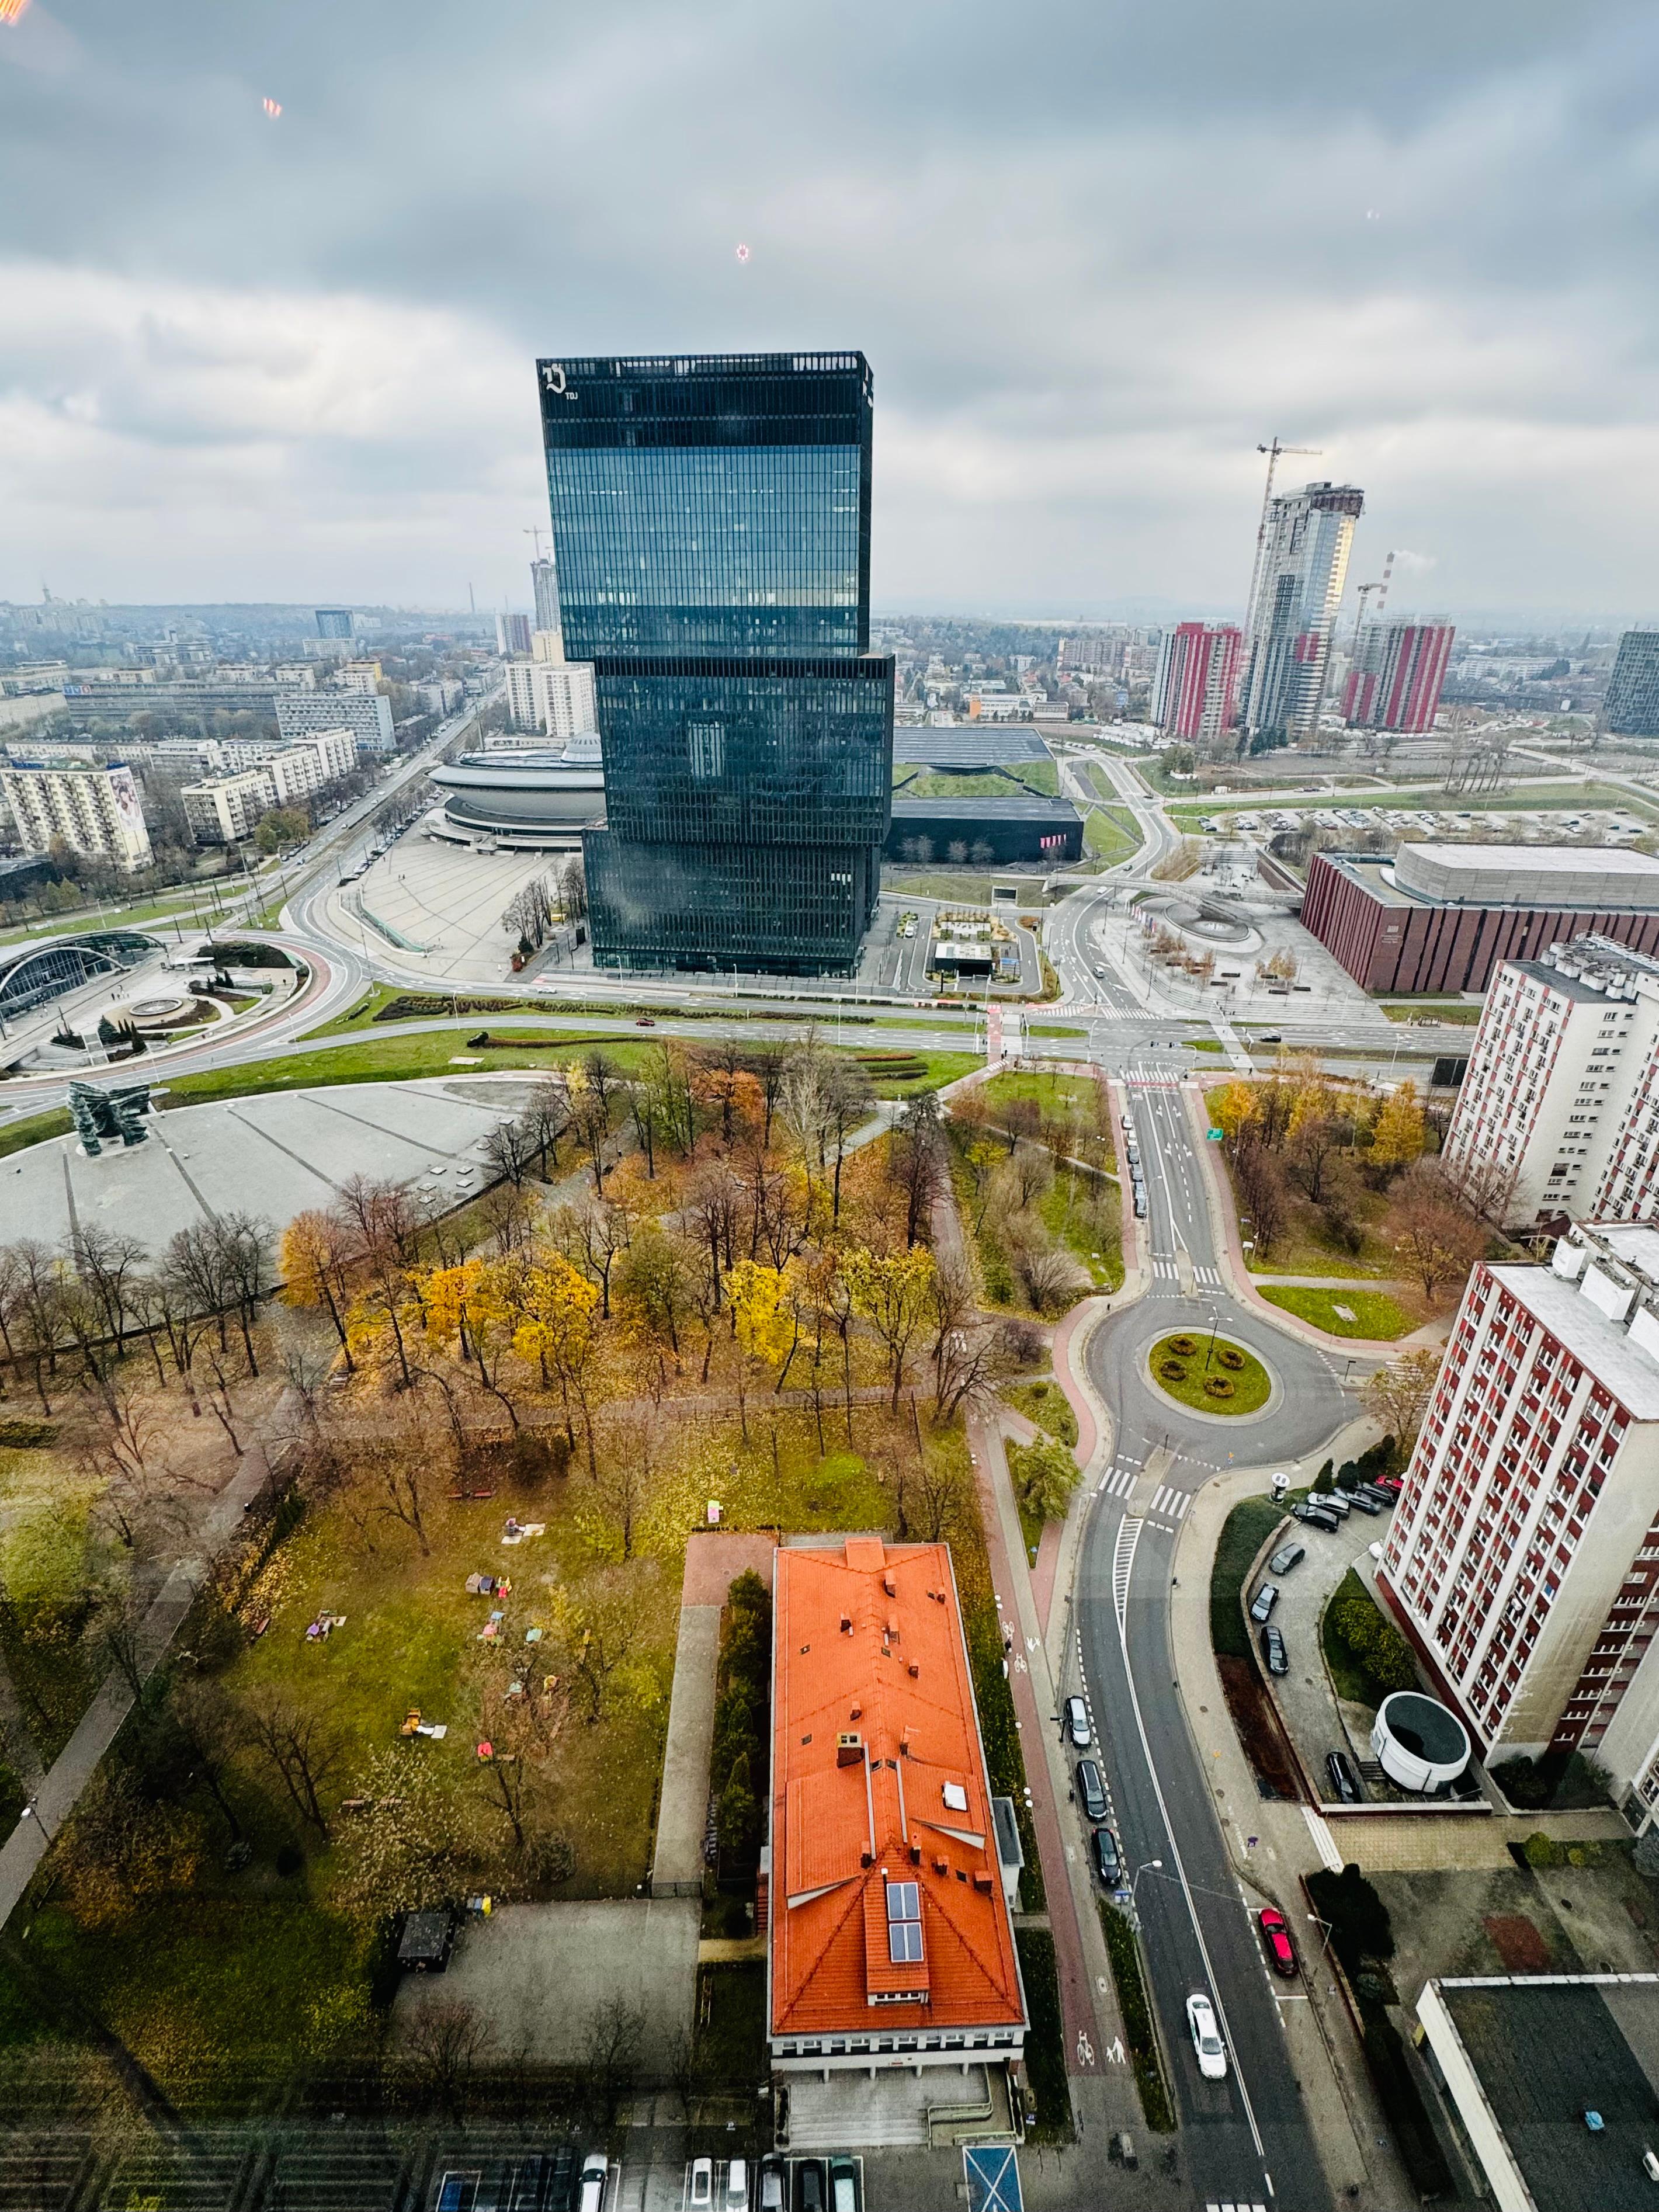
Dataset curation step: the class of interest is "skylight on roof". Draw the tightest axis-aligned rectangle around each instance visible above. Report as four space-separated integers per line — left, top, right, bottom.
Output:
942 1782 969 1812
886 1879 923 1965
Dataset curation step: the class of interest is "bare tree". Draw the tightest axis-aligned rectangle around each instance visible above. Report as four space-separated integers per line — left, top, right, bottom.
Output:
397 1998 495 2121
69 1225 148 1355
240 1690 346 1837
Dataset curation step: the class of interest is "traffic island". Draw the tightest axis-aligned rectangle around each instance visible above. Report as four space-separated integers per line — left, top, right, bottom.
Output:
1147 1331 1272 1416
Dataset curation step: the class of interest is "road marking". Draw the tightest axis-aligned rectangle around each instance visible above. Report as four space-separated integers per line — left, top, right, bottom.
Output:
1112 1518 1141 1628
1303 1808 1344 1873
1098 1464 1138 1498
1148 1485 1191 1521
1075 2029 1095 2067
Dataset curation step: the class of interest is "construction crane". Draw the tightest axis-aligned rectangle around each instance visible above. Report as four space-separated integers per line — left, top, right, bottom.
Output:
524 526 549 560
1243 438 1323 652
1348 550 1400 714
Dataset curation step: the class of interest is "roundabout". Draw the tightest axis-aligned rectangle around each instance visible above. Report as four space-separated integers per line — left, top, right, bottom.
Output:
1147 1328 1273 1418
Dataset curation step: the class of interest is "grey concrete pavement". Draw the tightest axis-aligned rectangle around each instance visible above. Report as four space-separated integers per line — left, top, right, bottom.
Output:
651 1606 720 1900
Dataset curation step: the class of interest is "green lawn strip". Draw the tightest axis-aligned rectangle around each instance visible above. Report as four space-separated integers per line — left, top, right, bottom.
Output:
1025 1023 1088 1039
160 1030 653 1103
0 1108 73 1158
1040 1166 1123 1290
1014 1928 1074 2142
693 1961 767 2084
1257 1285 1414 1339
1379 1001 1484 1024
1002 1379 1078 1448
1210 1496 1286 1659
1082 805 1141 864
1149 1330 1270 1415
1098 1903 1176 2131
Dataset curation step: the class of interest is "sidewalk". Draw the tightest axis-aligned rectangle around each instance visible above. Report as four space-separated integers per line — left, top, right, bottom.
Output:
966 1408 1139 2146
1171 1461 1415 2207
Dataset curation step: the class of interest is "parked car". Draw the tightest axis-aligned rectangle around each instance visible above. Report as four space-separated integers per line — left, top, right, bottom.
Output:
578 2155 609 2212
1260 1625 1288 1676
1355 1483 1395 1509
1314 1491 1351 1518
792 2161 827 2212
1335 1487 1382 1516
758 2160 786 2212
1268 1541 1306 1576
828 2159 860 2212
689 2160 713 2210
724 2160 749 2211
1133 1188 1147 1218
1064 1695 1091 1748
1077 1757 1108 1821
1186 1991 1228 2079
1258 1907 1298 1977
1250 1582 1279 1624
1292 1501 1340 1532
1326 1749 1360 1803
1373 1474 1404 1497
1092 1826 1123 1886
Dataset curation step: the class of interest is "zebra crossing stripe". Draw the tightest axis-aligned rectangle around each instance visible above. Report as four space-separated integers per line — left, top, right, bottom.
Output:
1097 1464 1138 1498
1148 1486 1192 1521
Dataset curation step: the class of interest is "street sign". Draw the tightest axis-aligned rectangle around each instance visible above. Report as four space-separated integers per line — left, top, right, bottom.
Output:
1206 1127 1224 1141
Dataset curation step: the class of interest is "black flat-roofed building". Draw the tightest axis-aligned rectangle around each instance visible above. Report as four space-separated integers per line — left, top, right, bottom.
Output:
887 794 1082 866
892 728 1051 769
537 352 892 974
1418 1974 1659 2211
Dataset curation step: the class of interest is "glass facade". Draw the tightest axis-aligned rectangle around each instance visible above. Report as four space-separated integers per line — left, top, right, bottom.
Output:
1606 632 1659 737
537 353 890 974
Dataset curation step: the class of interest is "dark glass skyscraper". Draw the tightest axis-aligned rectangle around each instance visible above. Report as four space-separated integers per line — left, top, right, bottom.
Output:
536 352 892 973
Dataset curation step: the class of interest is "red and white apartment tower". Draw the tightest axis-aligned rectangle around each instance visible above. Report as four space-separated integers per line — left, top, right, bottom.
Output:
1341 619 1455 733
1151 623 1241 745
1379 1221 1659 1826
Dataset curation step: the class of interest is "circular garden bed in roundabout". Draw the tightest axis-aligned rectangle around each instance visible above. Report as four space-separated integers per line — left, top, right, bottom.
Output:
1148 1330 1272 1415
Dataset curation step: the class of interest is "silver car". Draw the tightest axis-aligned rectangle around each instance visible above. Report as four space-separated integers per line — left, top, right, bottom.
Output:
1064 1695 1091 1748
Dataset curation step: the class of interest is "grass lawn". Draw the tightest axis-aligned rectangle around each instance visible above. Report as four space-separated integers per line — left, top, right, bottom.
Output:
1042 1166 1123 1290
891 762 1059 800
1083 804 1143 865
1002 1378 1078 1447
1171 778 1659 831
1258 1284 1415 1339
1025 1022 1088 1039
1014 1928 1074 2142
1210 1494 1287 1659
693 1961 766 2083
1380 1001 1484 1024
980 1069 1103 1121
0 1107 72 1158
1149 1331 1271 1415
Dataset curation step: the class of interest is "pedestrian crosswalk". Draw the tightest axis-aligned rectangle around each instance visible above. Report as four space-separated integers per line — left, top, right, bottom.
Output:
1151 1256 1180 1279
1148 1485 1191 1523
1205 2200 1268 2211
1098 1460 1141 1498
1193 1263 1224 1288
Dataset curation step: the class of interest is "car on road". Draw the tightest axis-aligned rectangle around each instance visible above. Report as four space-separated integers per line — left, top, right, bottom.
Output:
1259 1033 1280 1044
1327 1749 1361 1803
1092 1826 1122 1886
1063 1695 1091 1748
758 2160 785 2212
1259 1624 1288 1676
1258 1907 1298 1977
828 2158 860 2212
1250 1582 1279 1623
1186 1991 1228 2079
792 2160 827 2212
578 2154 609 2212
1077 1757 1108 1821
1268 1541 1306 1576
634 1015 656 1027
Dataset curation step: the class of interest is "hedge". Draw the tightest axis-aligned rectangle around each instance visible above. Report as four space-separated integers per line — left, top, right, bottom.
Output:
1014 1929 1073 2142
1099 1904 1175 2131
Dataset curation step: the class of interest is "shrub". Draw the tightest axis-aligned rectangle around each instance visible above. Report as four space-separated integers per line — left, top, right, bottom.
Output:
1168 1335 1197 1356
1158 1359 1187 1381
1217 1346 1245 1371
1522 1831 1564 1869
1307 1862 1394 1980
1491 1756 1553 1810
1204 1377 1235 1400
1009 1437 1081 1523
1327 1577 1418 1700
1312 1459 1335 1495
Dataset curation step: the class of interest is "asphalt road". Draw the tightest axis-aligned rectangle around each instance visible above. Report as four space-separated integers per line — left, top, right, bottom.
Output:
1071 1078 1363 2211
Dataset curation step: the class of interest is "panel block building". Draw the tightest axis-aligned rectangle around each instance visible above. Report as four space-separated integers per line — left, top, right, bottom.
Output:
1442 936 1659 1227
1604 630 1659 738
0 759 152 872
1341 619 1455 733
1378 1223 1659 1824
537 352 892 974
1152 621 1241 744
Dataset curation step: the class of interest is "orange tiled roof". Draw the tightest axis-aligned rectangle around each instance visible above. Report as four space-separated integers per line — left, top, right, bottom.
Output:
768 1538 1026 2039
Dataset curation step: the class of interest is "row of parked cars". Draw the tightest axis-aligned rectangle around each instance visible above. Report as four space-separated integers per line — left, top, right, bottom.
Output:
435 2151 608 2212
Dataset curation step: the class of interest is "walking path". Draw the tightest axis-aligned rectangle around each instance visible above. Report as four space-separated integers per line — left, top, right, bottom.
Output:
0 1435 275 1930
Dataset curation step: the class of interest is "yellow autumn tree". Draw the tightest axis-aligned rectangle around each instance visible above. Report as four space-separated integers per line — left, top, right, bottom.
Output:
415 1260 518 1414
1370 1078 1426 1171
843 1244 937 1411
1210 1081 1261 1144
724 1257 797 1437
279 1209 357 1369
508 1252 601 1470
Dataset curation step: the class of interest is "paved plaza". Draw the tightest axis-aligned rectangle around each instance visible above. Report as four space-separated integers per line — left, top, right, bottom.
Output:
5 1077 540 1257
317 823 570 987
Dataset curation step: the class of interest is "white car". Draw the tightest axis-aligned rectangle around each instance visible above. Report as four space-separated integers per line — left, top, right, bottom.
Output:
724 2159 749 2210
1187 1991 1227 2080
580 2152 610 2212
689 2158 713 2208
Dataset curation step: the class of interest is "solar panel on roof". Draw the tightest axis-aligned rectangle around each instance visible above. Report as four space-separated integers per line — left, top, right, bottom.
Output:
888 1919 924 1964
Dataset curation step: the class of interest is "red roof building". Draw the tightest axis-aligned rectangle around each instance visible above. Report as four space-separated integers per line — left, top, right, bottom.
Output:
766 1536 1028 2075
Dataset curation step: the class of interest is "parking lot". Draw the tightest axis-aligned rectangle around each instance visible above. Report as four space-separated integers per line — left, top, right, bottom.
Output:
1247 1499 1387 1805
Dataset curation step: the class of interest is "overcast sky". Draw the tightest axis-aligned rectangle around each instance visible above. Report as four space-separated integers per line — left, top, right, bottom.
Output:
1 0 1655 624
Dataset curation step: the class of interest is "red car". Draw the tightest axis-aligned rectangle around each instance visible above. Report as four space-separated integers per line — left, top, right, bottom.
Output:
1258 1907 1298 1977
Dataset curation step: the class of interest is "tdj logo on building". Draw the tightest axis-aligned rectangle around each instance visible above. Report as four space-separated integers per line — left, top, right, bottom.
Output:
541 363 577 400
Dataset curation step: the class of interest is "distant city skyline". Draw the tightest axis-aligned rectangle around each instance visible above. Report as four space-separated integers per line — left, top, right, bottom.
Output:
0 5 1655 617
